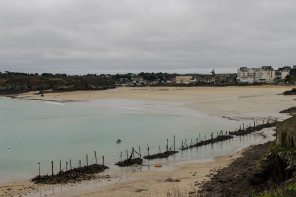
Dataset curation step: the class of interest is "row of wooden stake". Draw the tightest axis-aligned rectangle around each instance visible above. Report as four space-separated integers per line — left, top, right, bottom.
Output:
38 119 269 175
38 151 104 176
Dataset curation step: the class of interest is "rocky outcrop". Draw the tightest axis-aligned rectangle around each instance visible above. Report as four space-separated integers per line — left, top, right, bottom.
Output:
283 88 296 95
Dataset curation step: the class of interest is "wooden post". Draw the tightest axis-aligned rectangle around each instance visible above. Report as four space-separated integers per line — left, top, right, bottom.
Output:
66 162 68 171
240 125 241 130
60 159 61 172
166 139 168 152
38 162 40 176
185 139 187 146
132 147 134 159
211 132 213 140
254 121 255 127
173 135 176 151
147 146 150 155
51 161 54 176
86 154 88 167
70 159 72 170
196 138 198 144
126 150 128 159
243 123 244 130
205 135 206 141
94 151 97 164
181 141 183 149
102 156 104 165
120 152 122 161
79 160 81 168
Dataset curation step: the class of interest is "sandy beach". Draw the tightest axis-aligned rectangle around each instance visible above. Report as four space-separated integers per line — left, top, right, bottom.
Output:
12 85 294 120
1 85 295 197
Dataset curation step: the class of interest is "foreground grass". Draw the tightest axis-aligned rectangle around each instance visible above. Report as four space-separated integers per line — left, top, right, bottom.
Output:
254 182 296 197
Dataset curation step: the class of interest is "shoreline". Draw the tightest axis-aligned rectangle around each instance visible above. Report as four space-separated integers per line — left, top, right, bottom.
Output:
0 144 251 197
5 85 294 118
0 86 295 196
0 127 274 197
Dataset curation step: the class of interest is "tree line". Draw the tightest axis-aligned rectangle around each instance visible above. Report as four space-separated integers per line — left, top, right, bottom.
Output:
0 72 115 94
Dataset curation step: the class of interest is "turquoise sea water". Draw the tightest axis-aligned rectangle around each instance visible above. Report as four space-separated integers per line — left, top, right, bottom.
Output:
0 97 261 183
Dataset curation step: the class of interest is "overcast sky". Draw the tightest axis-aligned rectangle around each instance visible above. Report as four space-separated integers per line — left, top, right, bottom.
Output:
0 0 296 75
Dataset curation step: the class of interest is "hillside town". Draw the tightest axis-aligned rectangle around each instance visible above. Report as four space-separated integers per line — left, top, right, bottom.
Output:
1 65 296 94
236 66 291 84
114 65 296 86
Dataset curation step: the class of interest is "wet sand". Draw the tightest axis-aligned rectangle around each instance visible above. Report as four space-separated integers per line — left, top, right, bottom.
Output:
11 85 295 120
0 152 242 197
1 85 295 196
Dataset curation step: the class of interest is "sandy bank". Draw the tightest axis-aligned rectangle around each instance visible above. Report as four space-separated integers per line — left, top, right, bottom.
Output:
11 85 291 102
0 151 241 197
10 85 296 120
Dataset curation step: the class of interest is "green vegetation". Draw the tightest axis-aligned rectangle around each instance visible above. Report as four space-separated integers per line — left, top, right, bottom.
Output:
282 131 288 148
254 182 296 197
0 71 238 92
284 66 296 84
0 71 115 94
252 143 296 196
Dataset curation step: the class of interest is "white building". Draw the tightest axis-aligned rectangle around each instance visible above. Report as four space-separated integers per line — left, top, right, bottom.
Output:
175 76 195 84
276 67 290 80
237 66 276 84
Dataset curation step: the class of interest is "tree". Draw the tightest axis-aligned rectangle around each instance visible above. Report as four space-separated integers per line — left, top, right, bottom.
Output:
285 74 291 82
289 68 296 78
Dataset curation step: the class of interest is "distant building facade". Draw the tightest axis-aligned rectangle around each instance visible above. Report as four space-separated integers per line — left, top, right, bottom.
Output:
131 77 144 82
175 76 194 84
131 77 145 85
237 66 275 84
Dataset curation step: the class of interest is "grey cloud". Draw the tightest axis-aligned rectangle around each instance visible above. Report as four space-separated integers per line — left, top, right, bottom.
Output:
0 0 296 74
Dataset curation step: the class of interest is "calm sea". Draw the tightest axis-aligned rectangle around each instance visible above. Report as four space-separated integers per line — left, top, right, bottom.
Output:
0 97 262 183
